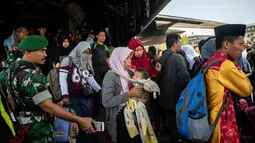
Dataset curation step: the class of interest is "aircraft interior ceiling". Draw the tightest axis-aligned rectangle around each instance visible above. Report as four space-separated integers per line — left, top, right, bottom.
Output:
0 0 171 46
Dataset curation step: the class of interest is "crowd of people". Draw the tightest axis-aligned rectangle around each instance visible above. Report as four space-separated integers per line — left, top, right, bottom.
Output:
0 23 255 143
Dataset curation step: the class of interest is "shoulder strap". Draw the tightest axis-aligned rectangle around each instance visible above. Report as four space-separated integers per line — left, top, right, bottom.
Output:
93 43 98 50
201 58 223 73
104 45 109 51
212 91 230 127
111 69 143 84
199 57 229 127
93 42 109 51
111 70 132 81
161 51 173 70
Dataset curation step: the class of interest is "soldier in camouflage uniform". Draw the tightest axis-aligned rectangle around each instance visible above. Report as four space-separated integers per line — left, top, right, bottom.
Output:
6 35 96 143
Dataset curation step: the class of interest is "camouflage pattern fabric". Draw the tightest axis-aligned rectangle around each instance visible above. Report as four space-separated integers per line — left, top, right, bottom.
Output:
6 49 23 68
5 59 55 143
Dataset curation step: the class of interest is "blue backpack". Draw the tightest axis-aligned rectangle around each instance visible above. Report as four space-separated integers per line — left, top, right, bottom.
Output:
176 58 230 142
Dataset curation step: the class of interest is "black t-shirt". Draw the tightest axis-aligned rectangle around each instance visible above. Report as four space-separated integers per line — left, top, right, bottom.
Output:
91 43 110 68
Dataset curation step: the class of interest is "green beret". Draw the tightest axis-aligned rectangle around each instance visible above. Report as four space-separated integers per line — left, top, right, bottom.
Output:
19 35 48 51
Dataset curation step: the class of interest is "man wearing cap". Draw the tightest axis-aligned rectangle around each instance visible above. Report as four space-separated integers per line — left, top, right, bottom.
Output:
205 24 252 143
5 35 95 142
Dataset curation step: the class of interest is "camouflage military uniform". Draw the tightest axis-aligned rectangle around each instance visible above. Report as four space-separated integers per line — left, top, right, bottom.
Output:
6 49 23 68
6 59 55 143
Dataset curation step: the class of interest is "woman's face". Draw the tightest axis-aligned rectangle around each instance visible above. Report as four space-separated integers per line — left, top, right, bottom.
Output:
134 46 144 58
124 53 133 69
62 39 70 48
83 48 91 54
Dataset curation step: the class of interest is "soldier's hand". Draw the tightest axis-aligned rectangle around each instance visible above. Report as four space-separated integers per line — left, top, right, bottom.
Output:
78 117 96 134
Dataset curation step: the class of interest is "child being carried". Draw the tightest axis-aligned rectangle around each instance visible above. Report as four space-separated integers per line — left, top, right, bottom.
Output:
131 68 150 105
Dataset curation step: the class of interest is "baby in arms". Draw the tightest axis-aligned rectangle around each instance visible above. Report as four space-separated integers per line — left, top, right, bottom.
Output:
131 68 150 106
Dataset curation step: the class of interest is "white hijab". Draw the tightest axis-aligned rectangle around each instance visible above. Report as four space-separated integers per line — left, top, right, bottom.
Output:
109 47 133 93
181 45 196 70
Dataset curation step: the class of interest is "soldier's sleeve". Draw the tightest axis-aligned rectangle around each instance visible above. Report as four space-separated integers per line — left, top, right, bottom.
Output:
20 70 52 105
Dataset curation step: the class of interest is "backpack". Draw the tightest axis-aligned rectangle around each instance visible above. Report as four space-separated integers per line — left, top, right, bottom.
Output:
47 56 73 102
176 58 230 142
191 56 206 78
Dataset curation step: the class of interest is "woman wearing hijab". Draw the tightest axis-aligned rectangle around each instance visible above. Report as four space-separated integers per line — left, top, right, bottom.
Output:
128 39 160 77
181 45 196 71
201 37 216 60
54 31 73 67
102 47 143 143
191 37 216 77
128 39 162 136
59 41 101 143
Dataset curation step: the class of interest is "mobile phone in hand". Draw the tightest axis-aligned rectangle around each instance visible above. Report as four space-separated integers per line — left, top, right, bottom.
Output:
92 121 104 131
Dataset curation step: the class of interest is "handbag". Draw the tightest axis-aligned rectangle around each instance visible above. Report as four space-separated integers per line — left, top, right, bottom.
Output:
83 86 94 98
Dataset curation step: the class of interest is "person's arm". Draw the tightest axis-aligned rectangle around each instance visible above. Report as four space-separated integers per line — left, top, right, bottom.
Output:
21 70 95 133
102 72 129 108
38 98 94 133
87 76 101 92
218 60 253 97
175 55 191 89
59 72 69 97
59 57 71 97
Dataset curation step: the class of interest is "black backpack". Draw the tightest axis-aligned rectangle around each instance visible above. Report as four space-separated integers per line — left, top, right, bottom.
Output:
191 56 206 78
